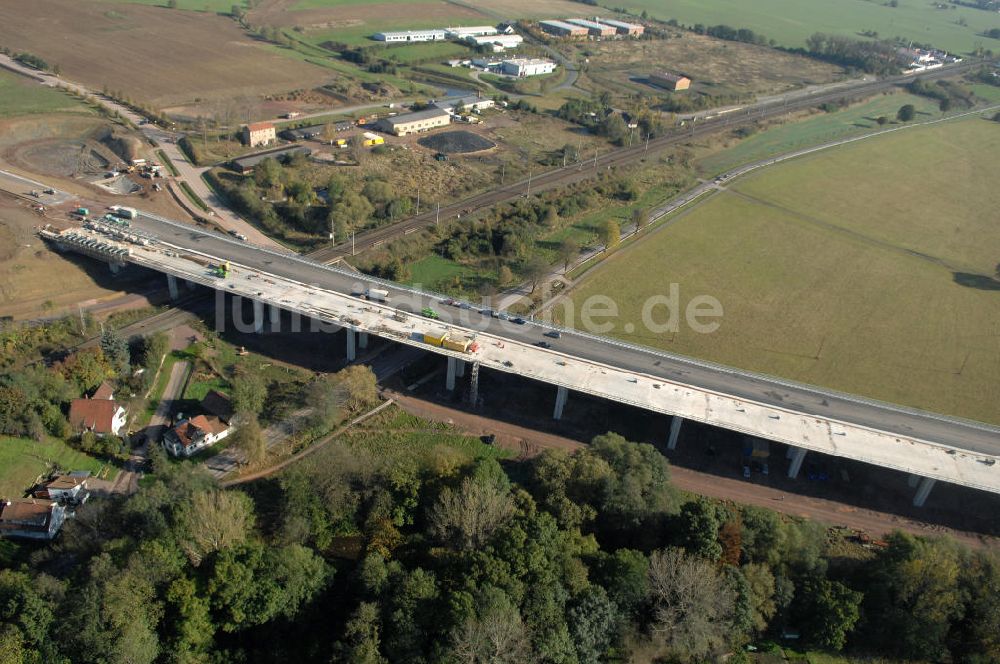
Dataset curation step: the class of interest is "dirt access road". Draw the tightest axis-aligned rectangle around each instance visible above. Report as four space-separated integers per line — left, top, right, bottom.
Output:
389 391 1000 551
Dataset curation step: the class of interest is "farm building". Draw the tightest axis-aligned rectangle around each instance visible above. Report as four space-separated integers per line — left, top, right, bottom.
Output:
501 58 557 77
539 20 588 37
374 29 447 42
649 71 691 90
453 96 495 112
241 121 276 147
596 18 644 36
467 34 524 50
231 146 312 175
446 26 498 39
282 121 352 141
376 107 451 136
566 18 615 37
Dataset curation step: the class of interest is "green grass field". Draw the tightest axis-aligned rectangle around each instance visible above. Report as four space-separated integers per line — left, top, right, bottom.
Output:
0 71 87 117
612 0 1000 54
406 254 479 289
566 117 1000 424
341 404 509 463
697 91 947 175
103 0 242 12
0 436 113 498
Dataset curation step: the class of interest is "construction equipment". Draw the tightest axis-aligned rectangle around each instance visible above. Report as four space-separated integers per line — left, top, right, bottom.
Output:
210 260 230 278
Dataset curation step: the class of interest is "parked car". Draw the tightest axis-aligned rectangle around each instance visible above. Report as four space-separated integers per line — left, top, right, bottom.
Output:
535 341 552 349
544 331 561 339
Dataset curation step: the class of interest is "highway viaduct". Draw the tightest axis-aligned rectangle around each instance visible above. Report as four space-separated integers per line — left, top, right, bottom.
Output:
39 210 1000 508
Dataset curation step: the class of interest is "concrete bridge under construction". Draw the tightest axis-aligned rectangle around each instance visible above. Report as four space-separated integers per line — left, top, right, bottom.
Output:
40 210 1000 508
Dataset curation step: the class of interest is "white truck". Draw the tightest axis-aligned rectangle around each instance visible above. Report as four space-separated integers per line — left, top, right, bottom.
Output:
366 288 390 302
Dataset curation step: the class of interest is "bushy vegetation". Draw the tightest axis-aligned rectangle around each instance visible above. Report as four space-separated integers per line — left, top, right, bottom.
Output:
3 429 999 663
355 173 640 289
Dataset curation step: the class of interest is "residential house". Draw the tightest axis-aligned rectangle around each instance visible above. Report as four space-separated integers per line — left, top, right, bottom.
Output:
34 475 90 504
68 397 127 437
0 499 66 540
241 121 277 148
162 414 232 458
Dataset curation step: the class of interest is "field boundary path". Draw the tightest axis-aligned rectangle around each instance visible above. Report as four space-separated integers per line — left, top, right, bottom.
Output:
220 399 395 486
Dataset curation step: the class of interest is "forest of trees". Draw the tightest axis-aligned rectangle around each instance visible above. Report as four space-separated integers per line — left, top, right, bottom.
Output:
2 430 998 663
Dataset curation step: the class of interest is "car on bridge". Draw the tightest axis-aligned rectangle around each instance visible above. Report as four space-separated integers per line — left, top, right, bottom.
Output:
421 307 440 319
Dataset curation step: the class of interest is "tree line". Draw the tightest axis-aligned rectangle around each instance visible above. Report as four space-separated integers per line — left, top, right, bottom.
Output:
2 427 998 663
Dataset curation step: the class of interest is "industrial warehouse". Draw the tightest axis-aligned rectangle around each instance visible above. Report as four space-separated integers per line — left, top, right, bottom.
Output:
539 17 644 38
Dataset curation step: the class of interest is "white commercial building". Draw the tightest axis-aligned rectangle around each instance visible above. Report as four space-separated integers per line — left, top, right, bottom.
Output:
374 29 447 42
500 58 557 77
467 34 524 50
446 26 498 39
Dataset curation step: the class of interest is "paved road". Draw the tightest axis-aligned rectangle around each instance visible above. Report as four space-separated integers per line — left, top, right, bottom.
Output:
127 212 1000 458
146 360 190 443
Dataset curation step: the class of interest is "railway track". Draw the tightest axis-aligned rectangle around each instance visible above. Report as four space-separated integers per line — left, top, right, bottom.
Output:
306 61 982 264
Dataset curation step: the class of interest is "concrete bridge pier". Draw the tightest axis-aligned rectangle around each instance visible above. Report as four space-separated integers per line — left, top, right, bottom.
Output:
268 304 281 333
913 477 936 507
456 360 466 378
359 332 369 349
252 299 264 334
346 329 356 362
553 386 569 420
109 261 124 274
667 416 684 450
787 447 808 479
468 361 480 405
166 273 179 300
185 279 197 290
446 356 458 391
907 474 920 488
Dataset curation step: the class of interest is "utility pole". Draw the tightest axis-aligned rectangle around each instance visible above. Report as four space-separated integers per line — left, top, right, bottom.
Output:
645 133 650 152
436 202 440 226
351 232 355 256
526 167 532 197
593 146 598 170
415 189 420 215
500 162 505 185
